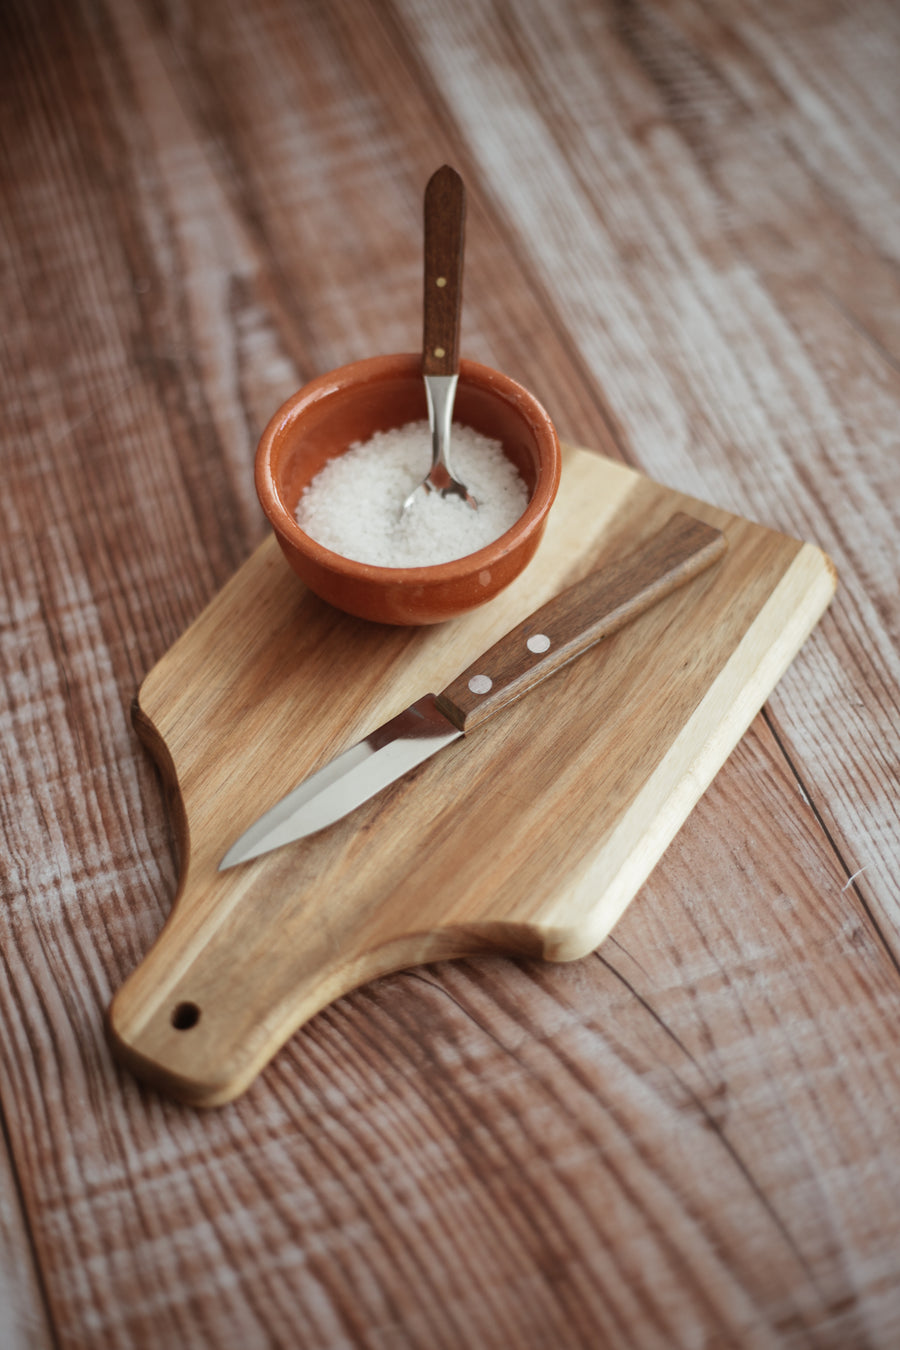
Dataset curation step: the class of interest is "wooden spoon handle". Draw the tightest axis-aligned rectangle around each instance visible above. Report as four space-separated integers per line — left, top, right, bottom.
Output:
422 165 466 376
436 513 727 732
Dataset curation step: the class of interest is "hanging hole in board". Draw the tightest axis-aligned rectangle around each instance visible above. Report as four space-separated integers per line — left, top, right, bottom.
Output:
171 1001 201 1031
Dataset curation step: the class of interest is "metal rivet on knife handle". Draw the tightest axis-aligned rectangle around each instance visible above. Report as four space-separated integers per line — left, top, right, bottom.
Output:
434 512 727 734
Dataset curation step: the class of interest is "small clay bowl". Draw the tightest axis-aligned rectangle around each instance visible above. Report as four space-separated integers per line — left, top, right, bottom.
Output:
255 353 561 625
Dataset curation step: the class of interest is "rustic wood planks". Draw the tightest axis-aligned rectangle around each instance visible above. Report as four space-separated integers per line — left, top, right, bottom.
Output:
2 0 899 1344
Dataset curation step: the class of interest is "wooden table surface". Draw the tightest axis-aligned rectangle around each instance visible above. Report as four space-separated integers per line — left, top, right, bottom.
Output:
2 1 899 1346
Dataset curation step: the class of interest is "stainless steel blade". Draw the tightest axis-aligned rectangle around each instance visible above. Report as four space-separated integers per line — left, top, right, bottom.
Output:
218 695 461 869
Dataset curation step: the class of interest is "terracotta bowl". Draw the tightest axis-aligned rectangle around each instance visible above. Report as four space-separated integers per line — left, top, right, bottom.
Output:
255 353 561 625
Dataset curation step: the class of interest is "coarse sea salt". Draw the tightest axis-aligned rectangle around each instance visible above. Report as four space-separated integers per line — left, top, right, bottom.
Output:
296 420 528 568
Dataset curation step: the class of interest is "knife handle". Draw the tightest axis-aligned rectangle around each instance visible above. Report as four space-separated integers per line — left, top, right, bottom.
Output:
435 512 726 733
422 165 466 376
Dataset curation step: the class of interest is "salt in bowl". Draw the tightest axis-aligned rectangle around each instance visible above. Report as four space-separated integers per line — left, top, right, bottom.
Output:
255 353 561 625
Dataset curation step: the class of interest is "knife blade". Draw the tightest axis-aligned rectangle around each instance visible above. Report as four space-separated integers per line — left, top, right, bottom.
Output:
219 512 726 870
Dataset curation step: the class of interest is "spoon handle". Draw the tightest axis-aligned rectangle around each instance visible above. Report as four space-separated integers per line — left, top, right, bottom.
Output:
422 165 466 376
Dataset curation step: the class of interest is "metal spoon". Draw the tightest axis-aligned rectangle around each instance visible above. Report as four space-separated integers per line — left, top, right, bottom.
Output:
403 165 477 513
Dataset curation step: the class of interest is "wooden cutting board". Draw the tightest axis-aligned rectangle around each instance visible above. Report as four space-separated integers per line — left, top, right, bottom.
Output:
107 446 835 1106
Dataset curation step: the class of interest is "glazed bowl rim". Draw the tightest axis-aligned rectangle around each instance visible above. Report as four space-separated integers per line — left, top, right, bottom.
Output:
255 353 561 583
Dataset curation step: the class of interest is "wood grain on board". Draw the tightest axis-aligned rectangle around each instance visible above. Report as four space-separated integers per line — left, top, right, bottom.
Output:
108 451 832 1105
2 0 900 1345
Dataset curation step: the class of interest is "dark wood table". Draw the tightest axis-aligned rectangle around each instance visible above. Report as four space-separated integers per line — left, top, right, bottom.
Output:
3 1 899 1345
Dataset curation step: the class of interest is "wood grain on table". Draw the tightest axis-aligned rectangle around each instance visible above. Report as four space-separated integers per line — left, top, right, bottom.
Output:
1 1 899 1347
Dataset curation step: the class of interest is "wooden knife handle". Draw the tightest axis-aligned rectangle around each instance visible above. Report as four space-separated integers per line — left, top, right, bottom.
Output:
435 512 727 732
422 165 466 376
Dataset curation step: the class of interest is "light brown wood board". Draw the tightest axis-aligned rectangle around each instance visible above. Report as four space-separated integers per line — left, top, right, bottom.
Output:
107 445 836 1106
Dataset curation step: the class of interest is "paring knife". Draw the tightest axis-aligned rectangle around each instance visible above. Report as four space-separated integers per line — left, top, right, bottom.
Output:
219 512 726 870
